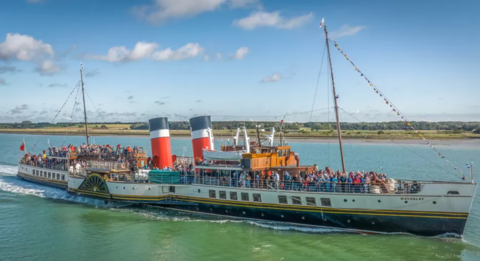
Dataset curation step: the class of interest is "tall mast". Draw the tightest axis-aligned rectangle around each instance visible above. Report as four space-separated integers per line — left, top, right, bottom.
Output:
80 64 89 145
324 25 346 173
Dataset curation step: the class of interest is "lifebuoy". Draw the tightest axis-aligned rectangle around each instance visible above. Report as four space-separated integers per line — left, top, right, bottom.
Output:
120 163 126 169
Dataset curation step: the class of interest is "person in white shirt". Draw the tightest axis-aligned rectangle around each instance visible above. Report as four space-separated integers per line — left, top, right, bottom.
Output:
274 172 280 190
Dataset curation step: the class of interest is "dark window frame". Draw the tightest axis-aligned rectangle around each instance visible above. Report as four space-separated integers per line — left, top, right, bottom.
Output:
219 191 227 199
241 192 249 201
321 198 332 207
253 193 262 202
230 191 238 200
292 196 302 205
278 195 288 204
306 197 316 206
209 190 216 198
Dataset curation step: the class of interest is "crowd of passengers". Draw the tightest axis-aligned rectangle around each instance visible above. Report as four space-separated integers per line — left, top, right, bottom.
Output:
179 165 396 193
48 144 142 159
21 152 68 171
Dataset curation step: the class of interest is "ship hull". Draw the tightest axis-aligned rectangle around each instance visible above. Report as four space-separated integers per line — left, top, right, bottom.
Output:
17 164 68 189
17 172 68 189
164 197 467 236
66 175 475 237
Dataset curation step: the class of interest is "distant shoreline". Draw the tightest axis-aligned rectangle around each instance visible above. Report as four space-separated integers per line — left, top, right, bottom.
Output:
1 129 479 142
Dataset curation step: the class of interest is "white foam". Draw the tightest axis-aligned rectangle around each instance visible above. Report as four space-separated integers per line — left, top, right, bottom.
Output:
0 164 18 176
0 173 119 208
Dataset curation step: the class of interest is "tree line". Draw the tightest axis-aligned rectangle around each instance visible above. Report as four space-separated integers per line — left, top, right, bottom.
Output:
2 120 478 133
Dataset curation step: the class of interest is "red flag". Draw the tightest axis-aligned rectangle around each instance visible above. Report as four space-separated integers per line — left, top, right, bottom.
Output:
20 142 25 151
281 120 284 124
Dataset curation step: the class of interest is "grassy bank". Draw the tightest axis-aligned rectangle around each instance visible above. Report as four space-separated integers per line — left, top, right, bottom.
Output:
1 125 479 140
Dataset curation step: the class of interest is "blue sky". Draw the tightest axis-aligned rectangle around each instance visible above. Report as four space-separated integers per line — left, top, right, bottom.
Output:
0 0 479 123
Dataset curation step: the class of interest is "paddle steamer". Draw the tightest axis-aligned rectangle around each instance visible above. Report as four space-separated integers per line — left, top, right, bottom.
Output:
17 20 477 237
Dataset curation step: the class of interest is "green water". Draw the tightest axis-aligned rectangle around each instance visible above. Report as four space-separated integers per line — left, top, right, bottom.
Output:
1 134 480 261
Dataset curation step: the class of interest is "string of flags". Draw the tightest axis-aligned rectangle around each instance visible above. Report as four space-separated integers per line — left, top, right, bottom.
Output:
327 37 465 179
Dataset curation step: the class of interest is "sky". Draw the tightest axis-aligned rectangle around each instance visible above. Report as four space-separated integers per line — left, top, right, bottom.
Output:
0 0 479 124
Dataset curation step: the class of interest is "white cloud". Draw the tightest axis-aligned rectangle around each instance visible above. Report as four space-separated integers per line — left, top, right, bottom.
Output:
329 25 365 38
151 43 203 61
216 52 222 59
0 77 7 86
261 73 282 83
128 42 158 61
36 60 61 75
133 0 226 24
204 55 209 61
232 47 249 59
10 104 29 114
229 0 259 8
85 42 203 62
233 11 313 30
0 33 54 61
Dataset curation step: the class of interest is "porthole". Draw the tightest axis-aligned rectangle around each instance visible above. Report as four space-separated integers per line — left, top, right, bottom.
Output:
261 213 264 217
198 189 201 193
344 199 347 202
196 207 199 210
242 211 246 215
405 201 408 204
347 219 351 223
148 188 151 190
372 221 375 225
281 215 284 218
352 199 355 202
132 187 135 190
302 216 305 220
225 210 228 213
116 186 118 189
210 208 213 211
433 201 437 204
378 200 381 203
323 218 327 221
123 187 125 189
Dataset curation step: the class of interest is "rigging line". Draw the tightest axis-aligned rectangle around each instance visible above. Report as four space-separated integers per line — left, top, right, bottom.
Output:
84 89 119 146
328 37 464 178
30 81 81 152
336 109 357 172
62 85 82 146
337 106 452 175
309 44 327 122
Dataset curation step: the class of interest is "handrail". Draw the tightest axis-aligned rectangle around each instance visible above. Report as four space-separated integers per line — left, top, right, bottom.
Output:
175 175 424 194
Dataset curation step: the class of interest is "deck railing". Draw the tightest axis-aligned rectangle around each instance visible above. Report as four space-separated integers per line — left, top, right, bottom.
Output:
175 175 423 194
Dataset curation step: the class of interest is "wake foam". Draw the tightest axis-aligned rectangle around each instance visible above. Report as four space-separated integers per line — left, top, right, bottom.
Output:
0 164 18 176
0 170 120 208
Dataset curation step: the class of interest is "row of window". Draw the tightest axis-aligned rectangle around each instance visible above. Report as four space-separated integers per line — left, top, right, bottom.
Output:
208 190 332 207
32 169 65 181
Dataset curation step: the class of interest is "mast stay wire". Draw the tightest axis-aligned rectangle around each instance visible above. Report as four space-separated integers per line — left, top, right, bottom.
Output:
337 106 452 175
309 44 327 122
30 81 81 152
84 89 120 146
62 85 82 146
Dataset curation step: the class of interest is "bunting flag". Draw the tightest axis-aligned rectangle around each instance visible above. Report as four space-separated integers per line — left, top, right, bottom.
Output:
319 18 325 28
328 37 465 178
20 141 25 151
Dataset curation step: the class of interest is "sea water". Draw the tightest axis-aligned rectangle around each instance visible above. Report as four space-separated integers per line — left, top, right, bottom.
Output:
1 133 479 260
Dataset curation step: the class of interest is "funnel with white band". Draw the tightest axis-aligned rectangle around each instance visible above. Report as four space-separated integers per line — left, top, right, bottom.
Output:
189 116 214 163
149 117 173 168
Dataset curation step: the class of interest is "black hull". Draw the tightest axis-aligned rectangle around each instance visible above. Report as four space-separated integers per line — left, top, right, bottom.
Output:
17 173 67 190
163 200 467 237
